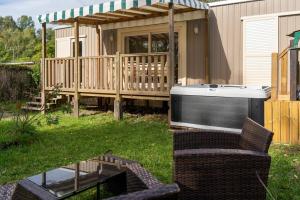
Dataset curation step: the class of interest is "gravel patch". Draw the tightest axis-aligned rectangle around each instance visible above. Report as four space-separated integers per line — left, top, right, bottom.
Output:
0 184 16 200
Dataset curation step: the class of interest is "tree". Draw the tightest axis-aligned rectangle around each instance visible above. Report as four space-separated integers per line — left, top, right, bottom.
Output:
0 16 17 31
0 15 54 64
17 16 35 30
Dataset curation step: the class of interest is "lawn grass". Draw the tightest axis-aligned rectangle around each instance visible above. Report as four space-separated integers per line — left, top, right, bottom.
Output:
0 111 300 200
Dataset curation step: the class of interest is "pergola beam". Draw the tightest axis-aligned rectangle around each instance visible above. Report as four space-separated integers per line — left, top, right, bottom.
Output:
94 13 120 19
104 12 135 18
121 8 153 15
142 6 169 12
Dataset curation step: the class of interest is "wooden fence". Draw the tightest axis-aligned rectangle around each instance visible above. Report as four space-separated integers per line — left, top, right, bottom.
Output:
265 100 300 145
42 52 170 99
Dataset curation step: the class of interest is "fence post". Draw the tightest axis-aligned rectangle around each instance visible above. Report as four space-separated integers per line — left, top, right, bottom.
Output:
114 51 123 120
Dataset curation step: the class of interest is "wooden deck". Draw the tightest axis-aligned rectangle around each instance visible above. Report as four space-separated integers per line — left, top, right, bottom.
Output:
42 52 170 101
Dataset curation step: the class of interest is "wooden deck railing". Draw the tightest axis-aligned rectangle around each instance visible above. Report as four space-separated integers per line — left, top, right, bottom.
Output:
120 53 169 96
44 57 76 92
79 56 116 94
42 52 170 98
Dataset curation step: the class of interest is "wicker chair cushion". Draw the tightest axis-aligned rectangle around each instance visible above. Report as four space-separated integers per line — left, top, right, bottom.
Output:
239 118 273 153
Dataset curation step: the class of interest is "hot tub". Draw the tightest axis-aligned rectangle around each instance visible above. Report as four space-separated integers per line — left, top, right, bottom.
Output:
171 84 271 132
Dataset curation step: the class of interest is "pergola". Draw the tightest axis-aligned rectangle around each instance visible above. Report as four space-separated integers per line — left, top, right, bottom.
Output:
38 0 209 119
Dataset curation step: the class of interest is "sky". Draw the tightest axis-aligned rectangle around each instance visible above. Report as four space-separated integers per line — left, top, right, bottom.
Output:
0 0 102 27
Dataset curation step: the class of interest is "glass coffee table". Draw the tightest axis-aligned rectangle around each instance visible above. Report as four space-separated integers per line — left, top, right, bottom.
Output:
13 157 127 200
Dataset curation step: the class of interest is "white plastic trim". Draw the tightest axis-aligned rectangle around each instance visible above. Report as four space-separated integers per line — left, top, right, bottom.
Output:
170 85 271 98
209 0 260 7
241 10 300 21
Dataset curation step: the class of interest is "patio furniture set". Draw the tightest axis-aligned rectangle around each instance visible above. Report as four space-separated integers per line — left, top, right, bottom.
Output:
12 118 273 200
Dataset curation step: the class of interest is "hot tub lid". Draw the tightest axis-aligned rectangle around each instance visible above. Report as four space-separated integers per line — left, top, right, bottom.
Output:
171 84 271 98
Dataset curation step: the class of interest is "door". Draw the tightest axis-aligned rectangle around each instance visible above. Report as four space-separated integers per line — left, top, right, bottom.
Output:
55 37 86 57
56 38 71 58
118 23 187 85
243 17 278 86
124 32 179 83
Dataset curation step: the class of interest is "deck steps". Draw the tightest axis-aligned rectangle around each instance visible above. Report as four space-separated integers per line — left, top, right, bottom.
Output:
22 106 43 111
22 94 63 111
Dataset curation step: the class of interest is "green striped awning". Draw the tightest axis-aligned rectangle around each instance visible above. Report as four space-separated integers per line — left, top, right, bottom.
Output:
38 0 209 24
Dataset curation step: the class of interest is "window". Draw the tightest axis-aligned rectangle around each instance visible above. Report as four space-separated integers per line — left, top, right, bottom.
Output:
72 41 83 57
124 32 178 54
151 33 169 53
123 32 179 83
125 35 148 54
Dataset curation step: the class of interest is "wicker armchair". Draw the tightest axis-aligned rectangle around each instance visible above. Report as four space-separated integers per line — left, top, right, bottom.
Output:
173 118 273 200
105 155 179 200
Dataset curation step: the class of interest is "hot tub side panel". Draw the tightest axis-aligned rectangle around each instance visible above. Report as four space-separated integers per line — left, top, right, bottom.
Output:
171 95 249 130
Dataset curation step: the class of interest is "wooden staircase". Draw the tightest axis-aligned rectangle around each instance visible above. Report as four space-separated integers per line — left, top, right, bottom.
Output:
22 94 63 111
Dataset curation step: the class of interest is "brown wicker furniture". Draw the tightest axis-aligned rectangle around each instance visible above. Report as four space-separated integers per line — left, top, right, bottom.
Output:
174 118 273 200
12 155 179 200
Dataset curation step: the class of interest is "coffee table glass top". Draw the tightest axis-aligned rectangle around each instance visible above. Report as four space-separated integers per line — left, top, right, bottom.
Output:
26 158 125 199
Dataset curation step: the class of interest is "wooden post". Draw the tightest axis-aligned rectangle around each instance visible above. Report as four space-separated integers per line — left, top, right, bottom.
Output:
96 25 103 109
96 25 102 56
168 2 175 87
41 23 47 114
42 172 46 187
290 49 298 101
168 3 175 125
73 21 80 117
271 53 278 100
204 10 210 83
114 51 123 120
75 162 80 191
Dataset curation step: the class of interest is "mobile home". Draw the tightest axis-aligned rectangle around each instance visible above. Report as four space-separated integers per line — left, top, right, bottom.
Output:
38 0 300 119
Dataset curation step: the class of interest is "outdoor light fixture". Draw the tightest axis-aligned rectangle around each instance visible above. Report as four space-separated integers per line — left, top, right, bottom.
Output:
109 35 114 42
194 26 199 35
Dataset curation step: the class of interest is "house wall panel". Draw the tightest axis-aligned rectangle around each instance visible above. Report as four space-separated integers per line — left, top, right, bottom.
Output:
55 26 98 57
279 15 300 53
209 0 300 84
186 19 207 85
